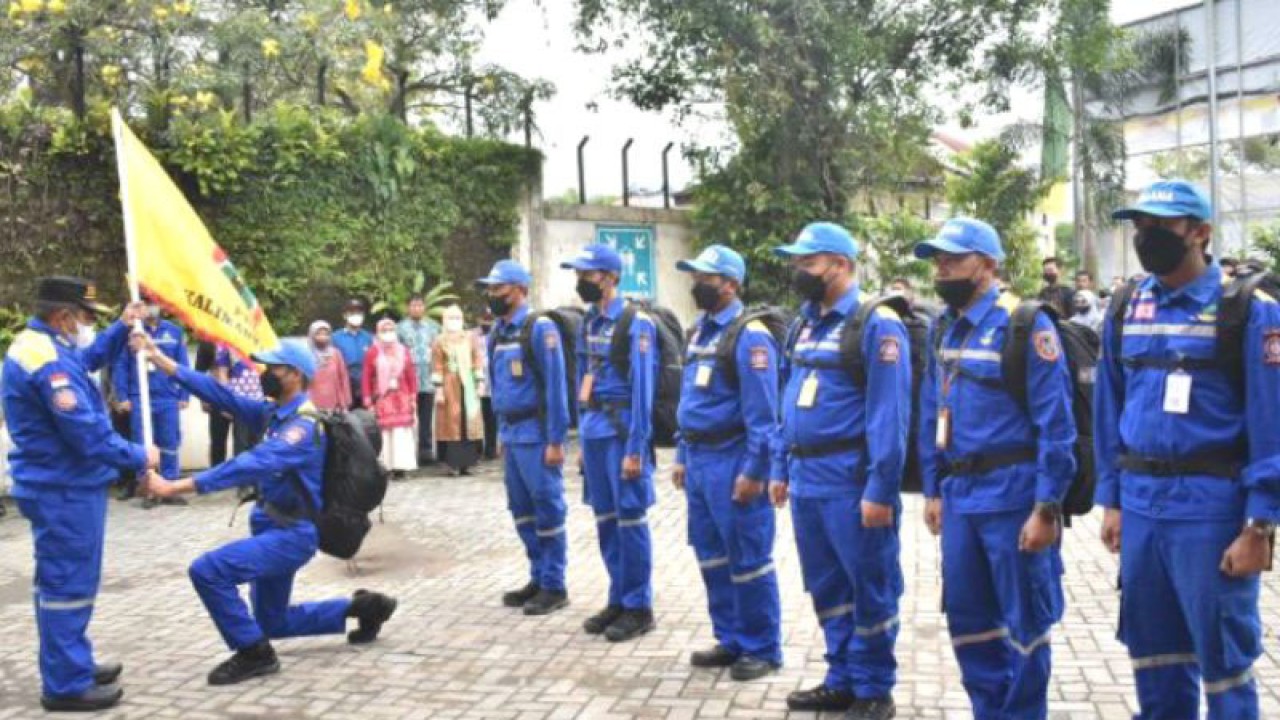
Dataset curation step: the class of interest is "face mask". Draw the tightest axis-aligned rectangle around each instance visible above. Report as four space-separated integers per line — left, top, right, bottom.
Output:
379 330 397 343
313 337 330 349
576 278 603 303
791 267 828 303
691 281 721 312
444 318 464 333
259 369 284 400
935 278 979 311
346 313 364 327
75 321 96 349
487 294 512 317
1042 272 1058 285
1134 226 1191 276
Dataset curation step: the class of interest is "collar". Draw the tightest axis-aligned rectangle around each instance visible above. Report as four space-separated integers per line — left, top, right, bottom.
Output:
802 284 860 322
28 318 72 347
340 326 363 335
1147 262 1222 306
272 392 310 421
704 299 743 328
500 304 531 333
588 296 626 322
957 286 1002 326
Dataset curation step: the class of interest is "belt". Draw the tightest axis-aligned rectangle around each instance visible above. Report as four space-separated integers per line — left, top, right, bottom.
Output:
261 501 309 528
500 407 539 423
941 447 1037 476
681 425 746 445
585 398 630 411
1118 451 1244 479
789 437 866 459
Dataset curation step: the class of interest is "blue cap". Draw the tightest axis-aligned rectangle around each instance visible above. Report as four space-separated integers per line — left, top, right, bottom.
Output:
560 243 623 273
676 244 746 283
252 339 317 380
773 222 860 259
1112 179 1212 221
475 259 532 287
914 217 1006 262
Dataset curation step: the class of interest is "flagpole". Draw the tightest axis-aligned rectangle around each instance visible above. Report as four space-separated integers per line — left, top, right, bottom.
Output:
111 109 155 458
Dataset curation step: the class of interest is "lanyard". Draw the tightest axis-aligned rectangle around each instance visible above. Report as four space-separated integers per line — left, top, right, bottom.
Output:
940 319 981 402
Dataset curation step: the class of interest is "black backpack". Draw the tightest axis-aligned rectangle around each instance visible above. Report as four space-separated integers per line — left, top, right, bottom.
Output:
783 294 913 388
713 304 791 386
901 300 938 494
609 300 686 447
292 409 388 560
512 306 582 429
934 299 1099 519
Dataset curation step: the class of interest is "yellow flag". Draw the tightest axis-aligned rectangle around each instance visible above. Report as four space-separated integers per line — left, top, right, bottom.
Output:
111 109 278 359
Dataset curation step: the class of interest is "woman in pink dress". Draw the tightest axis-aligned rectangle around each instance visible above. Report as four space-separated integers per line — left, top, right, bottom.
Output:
308 320 352 411
362 317 419 478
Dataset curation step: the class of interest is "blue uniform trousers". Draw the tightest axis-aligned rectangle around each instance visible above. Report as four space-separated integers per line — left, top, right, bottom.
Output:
503 443 568 592
791 494 902 698
582 436 654 610
685 440 781 664
129 401 181 480
942 506 1062 720
188 513 350 650
1120 511 1260 720
16 488 108 698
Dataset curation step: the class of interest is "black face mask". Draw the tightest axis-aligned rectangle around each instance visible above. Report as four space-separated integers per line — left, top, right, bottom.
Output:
486 294 512 317
1043 272 1059 285
259 369 284 400
576 278 603 303
935 278 979 311
1134 226 1191 275
691 281 721 312
791 268 828 303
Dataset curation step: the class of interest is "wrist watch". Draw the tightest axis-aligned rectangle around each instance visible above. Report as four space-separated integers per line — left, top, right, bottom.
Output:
1245 518 1275 537
1034 501 1062 522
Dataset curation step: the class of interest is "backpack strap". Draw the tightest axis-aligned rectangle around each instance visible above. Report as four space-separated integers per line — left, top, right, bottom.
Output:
844 295 911 387
1106 279 1140 375
715 308 774 387
608 302 640 381
999 300 1052 414
1215 271 1276 393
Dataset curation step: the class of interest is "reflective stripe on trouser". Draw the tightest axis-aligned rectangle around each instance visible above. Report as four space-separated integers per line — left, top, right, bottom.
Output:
686 440 781 664
583 436 654 610
941 506 1062 720
1120 511 1260 720
130 402 182 480
16 488 108 698
503 443 568 591
790 495 903 698
188 512 350 650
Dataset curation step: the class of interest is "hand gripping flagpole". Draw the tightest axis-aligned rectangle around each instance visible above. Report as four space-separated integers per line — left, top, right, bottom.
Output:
111 109 154 457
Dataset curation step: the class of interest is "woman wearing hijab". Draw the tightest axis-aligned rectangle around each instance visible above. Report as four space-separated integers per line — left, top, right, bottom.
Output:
308 321 352 411
431 305 485 475
1068 289 1104 333
362 317 419 478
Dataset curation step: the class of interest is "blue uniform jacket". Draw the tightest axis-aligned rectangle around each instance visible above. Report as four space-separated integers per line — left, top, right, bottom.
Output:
3 319 148 492
487 304 570 446
174 366 325 517
332 328 373 381
676 299 779 481
112 319 189 404
1094 263 1280 522
576 297 657 458
918 288 1077 514
771 286 910 504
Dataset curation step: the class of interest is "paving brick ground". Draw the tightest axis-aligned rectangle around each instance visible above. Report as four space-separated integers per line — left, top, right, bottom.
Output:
3 450 1280 719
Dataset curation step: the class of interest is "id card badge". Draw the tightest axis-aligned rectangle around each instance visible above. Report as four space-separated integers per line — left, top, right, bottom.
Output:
797 372 819 408
936 407 952 450
694 364 713 388
1163 371 1192 414
578 373 595 405
510 359 524 378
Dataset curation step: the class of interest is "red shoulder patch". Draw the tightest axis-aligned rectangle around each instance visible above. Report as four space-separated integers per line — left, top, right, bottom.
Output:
1034 330 1060 362
282 425 307 444
1264 330 1280 366
750 345 769 371
52 388 77 412
878 337 901 364
637 333 651 354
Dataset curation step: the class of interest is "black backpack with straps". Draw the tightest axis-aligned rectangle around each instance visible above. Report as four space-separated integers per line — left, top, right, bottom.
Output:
783 294 913 387
713 304 791 386
608 300 686 447
510 306 582 430
289 409 387 560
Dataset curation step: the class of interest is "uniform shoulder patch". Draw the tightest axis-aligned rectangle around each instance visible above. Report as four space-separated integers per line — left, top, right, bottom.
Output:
1263 329 1280 366
543 326 560 349
878 336 901 364
637 332 651 354
7 330 57 373
282 423 310 445
1033 330 1060 362
749 345 770 370
52 388 78 412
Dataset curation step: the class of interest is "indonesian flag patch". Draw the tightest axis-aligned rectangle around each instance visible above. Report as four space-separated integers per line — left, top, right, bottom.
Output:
50 372 70 389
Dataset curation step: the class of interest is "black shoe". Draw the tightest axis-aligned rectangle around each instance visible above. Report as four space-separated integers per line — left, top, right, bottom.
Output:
93 661 123 686
207 641 279 686
161 496 188 506
502 581 540 608
730 656 779 681
41 683 123 712
140 497 157 510
583 605 624 635
346 589 397 644
844 697 895 720
523 589 569 616
787 684 857 712
116 483 136 502
604 609 655 643
690 645 737 668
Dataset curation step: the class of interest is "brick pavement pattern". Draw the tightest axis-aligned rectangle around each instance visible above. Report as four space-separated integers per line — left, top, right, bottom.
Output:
2 450 1280 719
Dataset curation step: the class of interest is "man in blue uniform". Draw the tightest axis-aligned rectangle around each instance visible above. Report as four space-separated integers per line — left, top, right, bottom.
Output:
476 259 571 616
1096 180 1280 719
561 243 658 642
333 298 373 409
770 223 909 720
112 302 189 506
672 245 782 681
916 218 1077 720
135 338 398 685
3 277 157 712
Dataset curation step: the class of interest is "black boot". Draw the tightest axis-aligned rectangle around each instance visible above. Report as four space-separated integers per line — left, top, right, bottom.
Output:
93 661 123 686
522 589 569 616
501 581 540 608
347 589 397 644
729 656 779 681
582 605 623 635
689 645 736 668
604 608 655 643
207 640 279 686
787 684 857 712
41 684 123 712
844 697 896 720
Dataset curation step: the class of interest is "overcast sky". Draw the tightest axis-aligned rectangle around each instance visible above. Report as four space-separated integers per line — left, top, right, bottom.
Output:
474 0 1201 198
